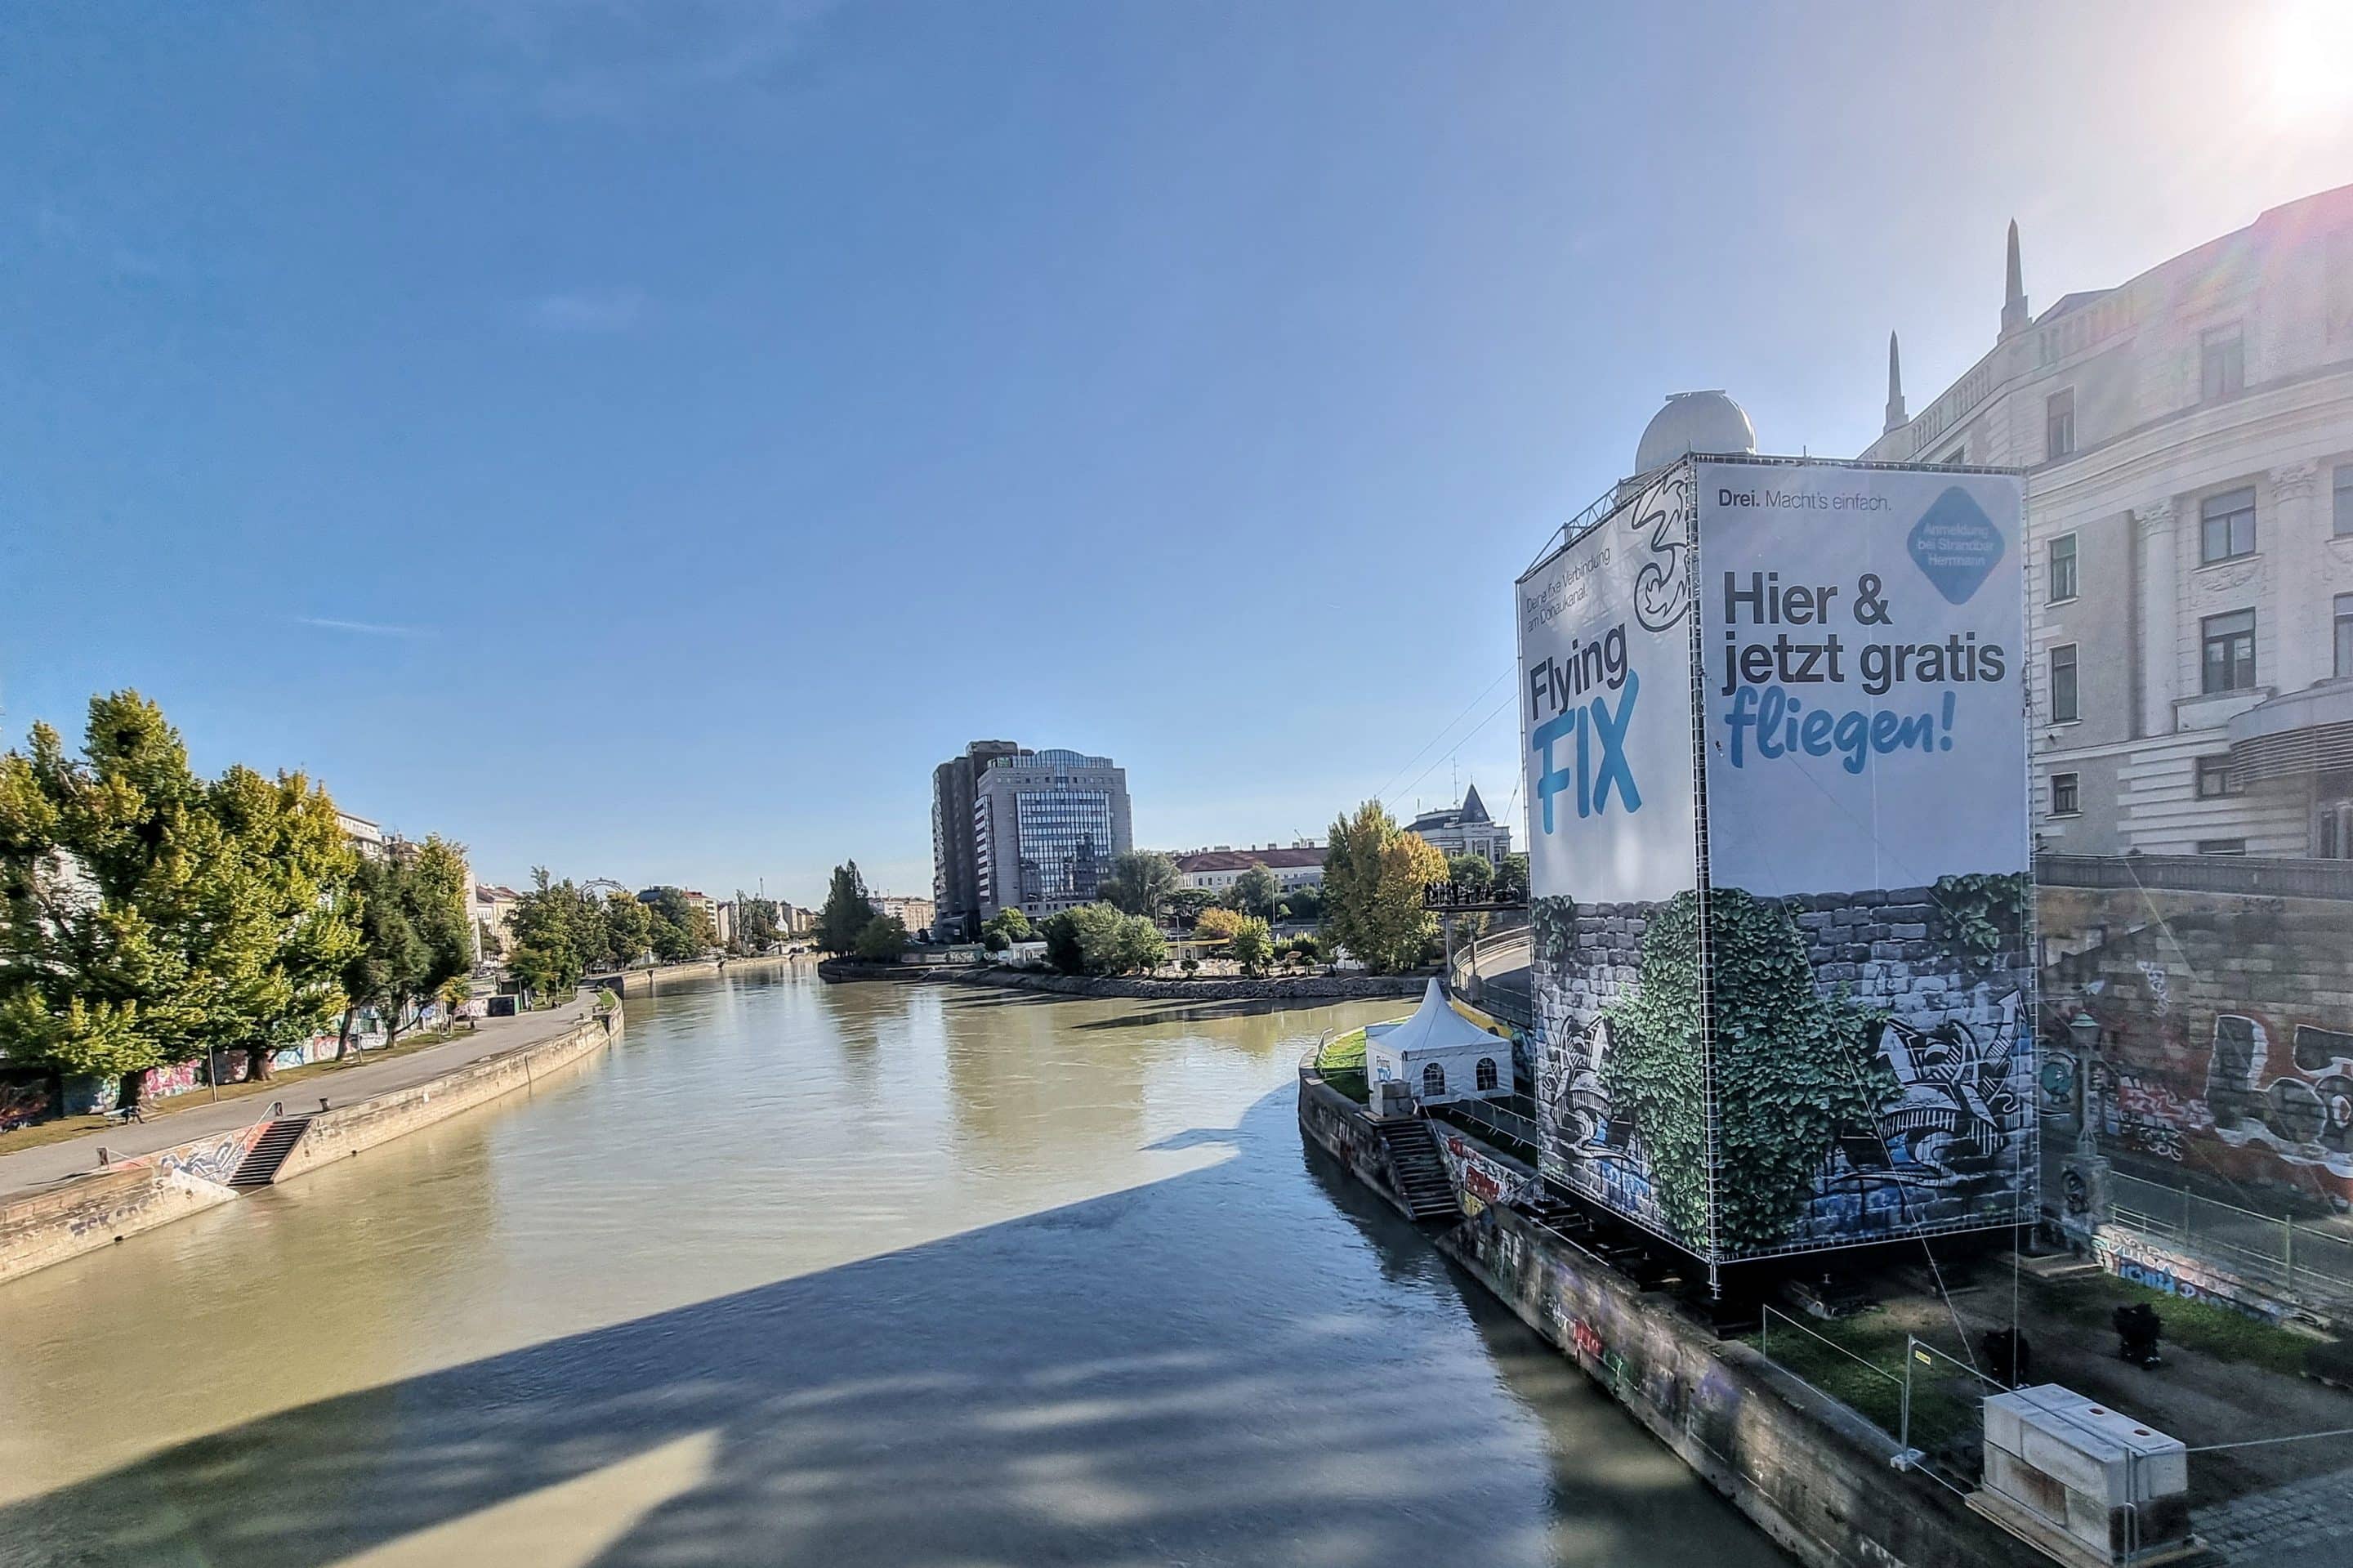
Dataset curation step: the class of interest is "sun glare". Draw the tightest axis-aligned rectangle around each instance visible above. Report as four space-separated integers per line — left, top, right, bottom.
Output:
2271 0 2353 122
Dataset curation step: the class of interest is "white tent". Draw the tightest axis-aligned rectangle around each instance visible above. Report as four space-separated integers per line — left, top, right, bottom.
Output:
1364 981 1512 1108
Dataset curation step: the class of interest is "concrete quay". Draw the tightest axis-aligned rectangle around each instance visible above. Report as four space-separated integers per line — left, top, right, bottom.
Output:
0 1002 622 1289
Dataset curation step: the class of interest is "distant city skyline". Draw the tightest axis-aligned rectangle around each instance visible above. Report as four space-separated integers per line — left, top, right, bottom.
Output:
5 2 2344 905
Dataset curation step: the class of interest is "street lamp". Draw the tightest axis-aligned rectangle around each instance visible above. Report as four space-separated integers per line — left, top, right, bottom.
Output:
2067 1011 2101 1155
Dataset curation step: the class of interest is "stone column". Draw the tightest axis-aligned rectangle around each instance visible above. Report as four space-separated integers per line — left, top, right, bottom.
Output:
2136 496 2180 738
2269 463 2324 690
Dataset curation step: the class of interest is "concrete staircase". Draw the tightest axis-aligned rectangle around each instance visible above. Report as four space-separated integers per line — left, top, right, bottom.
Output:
1376 1119 1459 1222
230 1116 313 1188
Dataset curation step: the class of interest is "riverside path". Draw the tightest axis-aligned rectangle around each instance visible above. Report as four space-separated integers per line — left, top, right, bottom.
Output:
0 998 594 1199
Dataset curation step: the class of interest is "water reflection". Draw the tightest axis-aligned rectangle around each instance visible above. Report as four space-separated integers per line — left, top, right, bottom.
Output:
0 967 1782 1566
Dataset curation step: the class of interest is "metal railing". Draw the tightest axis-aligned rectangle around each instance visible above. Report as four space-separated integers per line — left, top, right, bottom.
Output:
1435 1096 1541 1159
2036 851 2353 900
2105 1169 2353 1311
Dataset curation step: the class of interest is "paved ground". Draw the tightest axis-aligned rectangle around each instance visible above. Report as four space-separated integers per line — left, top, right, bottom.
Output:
2196 1466 2353 1565
0 998 595 1199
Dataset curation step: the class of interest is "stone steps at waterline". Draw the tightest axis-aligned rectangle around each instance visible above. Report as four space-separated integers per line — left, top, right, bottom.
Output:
1374 1120 1460 1222
229 1117 313 1188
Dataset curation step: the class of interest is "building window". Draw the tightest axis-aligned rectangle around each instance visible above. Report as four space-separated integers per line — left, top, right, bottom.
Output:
2338 593 2353 678
2200 323 2244 400
2199 487 2257 563
2047 534 2078 603
2046 388 2076 459
2337 467 2353 538
2195 838 2248 856
2196 756 2242 798
2201 610 2257 693
1421 1063 1446 1098
1943 444 1967 466
2049 643 2080 722
1475 1057 1499 1092
2051 772 2081 816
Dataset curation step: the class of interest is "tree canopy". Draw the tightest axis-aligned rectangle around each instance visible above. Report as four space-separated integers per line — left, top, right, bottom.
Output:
0 693 361 1095
817 863 876 955
1224 864 1280 921
1320 801 1444 973
1040 903 1163 976
1100 851 1181 922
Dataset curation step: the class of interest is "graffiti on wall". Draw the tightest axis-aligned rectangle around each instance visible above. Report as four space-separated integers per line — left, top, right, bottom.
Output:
0 1080 51 1131
2205 1013 2353 1177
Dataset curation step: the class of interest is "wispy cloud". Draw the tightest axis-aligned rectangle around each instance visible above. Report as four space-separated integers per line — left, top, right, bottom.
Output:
529 287 645 333
460 0 840 119
296 616 435 638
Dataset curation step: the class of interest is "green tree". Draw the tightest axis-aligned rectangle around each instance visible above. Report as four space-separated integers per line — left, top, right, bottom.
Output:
504 869 599 1004
340 853 426 1060
980 908 1030 953
1496 852 1530 900
733 893 784 953
1226 864 1280 922
1193 906 1248 945
1113 912 1166 974
1277 882 1323 923
1101 851 1181 922
1445 852 1494 896
342 837 475 1052
816 863 876 955
1166 888 1219 926
854 913 908 963
1227 917 1275 977
1601 889 1892 1252
1322 802 1445 972
439 975 475 1033
0 693 361 1100
1041 903 1163 976
601 891 652 969
639 887 717 955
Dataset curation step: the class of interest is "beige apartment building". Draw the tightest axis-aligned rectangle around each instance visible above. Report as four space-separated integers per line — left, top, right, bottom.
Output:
1863 185 2353 858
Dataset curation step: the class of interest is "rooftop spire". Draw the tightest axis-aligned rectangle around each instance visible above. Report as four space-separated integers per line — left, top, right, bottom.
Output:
2001 218 2029 337
1882 330 1907 433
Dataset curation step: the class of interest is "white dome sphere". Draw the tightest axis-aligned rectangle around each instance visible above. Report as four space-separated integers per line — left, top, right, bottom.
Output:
1635 391 1756 473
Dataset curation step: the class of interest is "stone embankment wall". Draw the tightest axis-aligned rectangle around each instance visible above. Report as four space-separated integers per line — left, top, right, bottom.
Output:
1295 1072 2043 1568
272 1009 618 1182
594 954 799 998
0 1007 623 1289
819 960 1425 1003
0 1167 238 1287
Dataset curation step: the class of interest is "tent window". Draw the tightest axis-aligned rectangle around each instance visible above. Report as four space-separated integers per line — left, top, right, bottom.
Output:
1475 1057 1499 1092
1421 1063 1445 1098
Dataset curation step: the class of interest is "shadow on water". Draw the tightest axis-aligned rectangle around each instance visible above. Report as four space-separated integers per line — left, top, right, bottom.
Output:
1 1086 1784 1568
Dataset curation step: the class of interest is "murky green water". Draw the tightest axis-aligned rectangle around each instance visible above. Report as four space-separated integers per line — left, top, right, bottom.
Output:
0 966 1782 1566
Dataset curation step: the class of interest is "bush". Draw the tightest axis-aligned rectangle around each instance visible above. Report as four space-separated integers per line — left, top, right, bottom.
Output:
853 914 909 963
1041 904 1164 976
1228 917 1274 976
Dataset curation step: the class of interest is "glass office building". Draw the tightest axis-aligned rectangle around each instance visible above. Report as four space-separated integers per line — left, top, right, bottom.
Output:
972 749 1132 921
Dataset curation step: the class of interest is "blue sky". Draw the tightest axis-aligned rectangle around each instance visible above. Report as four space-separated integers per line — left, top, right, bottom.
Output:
4 2 2345 903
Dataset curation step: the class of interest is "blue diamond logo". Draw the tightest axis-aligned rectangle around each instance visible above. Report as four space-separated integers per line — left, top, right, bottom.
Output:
1906 486 2004 605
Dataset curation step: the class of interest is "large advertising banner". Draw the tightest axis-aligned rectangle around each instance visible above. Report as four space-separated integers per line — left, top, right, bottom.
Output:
1519 456 2034 1265
1518 466 1699 1229
1695 459 2033 1258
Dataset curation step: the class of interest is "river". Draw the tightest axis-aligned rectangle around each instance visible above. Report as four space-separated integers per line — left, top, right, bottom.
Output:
0 966 1783 1566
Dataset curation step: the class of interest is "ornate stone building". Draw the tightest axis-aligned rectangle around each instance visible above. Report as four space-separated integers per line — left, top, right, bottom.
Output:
1862 185 2353 857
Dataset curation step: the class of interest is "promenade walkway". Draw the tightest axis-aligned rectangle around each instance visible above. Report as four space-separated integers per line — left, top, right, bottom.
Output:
0 998 594 1199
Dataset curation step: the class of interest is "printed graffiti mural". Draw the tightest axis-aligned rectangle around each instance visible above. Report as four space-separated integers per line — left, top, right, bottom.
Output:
0 1079 51 1131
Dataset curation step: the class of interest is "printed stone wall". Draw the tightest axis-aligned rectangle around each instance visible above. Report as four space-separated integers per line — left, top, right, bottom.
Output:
1532 884 2034 1258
